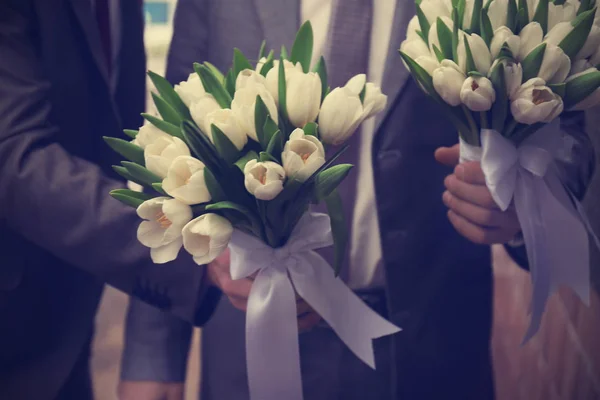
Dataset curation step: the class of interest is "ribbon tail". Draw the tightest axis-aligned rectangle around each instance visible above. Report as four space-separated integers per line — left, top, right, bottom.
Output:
289 252 401 369
514 172 551 343
246 268 303 400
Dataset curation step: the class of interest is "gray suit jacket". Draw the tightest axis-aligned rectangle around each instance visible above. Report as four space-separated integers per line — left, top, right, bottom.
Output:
0 1 220 399
121 0 595 398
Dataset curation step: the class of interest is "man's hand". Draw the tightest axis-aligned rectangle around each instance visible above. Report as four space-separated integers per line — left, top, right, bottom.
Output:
118 381 184 400
435 145 521 244
206 249 322 332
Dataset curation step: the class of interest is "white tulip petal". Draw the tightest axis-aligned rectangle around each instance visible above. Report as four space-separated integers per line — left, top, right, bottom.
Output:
174 73 206 107
137 220 167 248
183 214 233 265
518 22 544 61
150 238 183 264
345 74 367 95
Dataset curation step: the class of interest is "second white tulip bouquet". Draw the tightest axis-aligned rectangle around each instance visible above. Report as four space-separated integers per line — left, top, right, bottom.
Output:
105 22 386 272
400 0 600 341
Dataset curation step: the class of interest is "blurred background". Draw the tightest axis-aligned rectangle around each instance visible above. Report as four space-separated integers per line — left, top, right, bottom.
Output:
90 1 600 399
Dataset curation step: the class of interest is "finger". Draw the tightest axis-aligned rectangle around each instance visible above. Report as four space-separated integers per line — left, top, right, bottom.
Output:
298 311 322 333
443 191 520 229
434 144 460 167
444 175 499 209
447 210 512 244
229 297 248 312
455 162 486 185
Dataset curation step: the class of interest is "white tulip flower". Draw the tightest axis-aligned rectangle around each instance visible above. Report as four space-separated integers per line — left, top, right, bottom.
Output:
420 0 453 26
255 57 268 73
457 33 493 75
416 56 441 76
162 156 211 205
134 123 170 149
203 109 248 150
487 0 509 31
432 60 466 106
490 59 524 99
182 214 233 265
189 94 222 135
548 0 580 31
244 160 286 200
285 69 322 128
538 44 571 84
490 26 521 59
344 74 367 96
145 136 191 178
318 87 364 145
236 69 268 91
231 83 279 141
460 76 496 111
428 17 454 55
511 78 564 124
544 21 574 47
265 60 303 104
407 16 421 41
518 22 544 61
400 37 432 69
281 128 326 181
137 197 193 264
174 72 206 107
362 83 388 119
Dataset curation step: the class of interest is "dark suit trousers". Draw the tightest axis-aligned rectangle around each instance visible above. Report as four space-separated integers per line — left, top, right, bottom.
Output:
54 338 93 400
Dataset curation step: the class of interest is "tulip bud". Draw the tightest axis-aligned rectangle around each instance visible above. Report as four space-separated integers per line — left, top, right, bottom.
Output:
544 21 573 47
518 22 544 61
457 33 493 75
344 74 367 96
566 68 600 110
182 214 233 265
145 136 191 178
400 38 432 66
460 76 496 111
511 78 564 124
432 60 466 106
318 87 364 145
420 0 453 26
265 60 303 104
362 83 388 119
244 160 286 200
137 197 193 264
548 0 579 32
407 16 421 41
416 56 441 76
231 83 279 141
487 0 509 31
162 156 211 205
236 69 268 90
134 123 171 149
203 109 248 150
577 25 600 60
490 59 524 99
285 69 322 128
281 128 326 181
255 57 268 73
538 43 571 84
174 73 206 107
490 27 521 59
189 94 222 135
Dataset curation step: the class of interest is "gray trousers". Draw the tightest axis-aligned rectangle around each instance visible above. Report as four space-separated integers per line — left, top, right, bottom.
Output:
200 297 393 400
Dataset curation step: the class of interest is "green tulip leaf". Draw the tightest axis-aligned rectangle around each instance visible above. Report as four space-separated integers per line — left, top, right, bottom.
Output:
470 0 484 33
290 20 314 73
235 151 259 171
181 120 223 173
507 0 519 31
521 42 547 81
254 95 269 148
533 0 549 33
432 44 445 62
314 164 354 201
259 50 276 76
278 57 289 123
489 62 509 132
437 17 455 60
548 82 567 97
463 36 478 73
259 151 279 163
147 71 191 120
258 40 267 60
559 9 596 59
324 189 348 276
142 113 184 139
204 62 225 84
233 48 254 82
225 68 236 97
123 129 138 139
110 189 154 209
416 4 431 45
564 70 600 108
313 56 329 103
203 167 227 202
211 125 240 164
194 63 232 108
151 182 167 195
263 117 280 147
452 8 461 61
104 137 145 165
303 122 319 137
112 165 137 182
121 161 162 189
152 92 182 125
266 130 284 161
480 8 494 46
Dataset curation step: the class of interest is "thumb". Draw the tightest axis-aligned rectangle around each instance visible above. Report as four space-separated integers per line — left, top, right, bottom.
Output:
434 144 460 167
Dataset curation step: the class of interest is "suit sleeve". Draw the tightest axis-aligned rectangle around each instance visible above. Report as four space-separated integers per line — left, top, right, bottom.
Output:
505 110 596 269
120 0 223 382
0 1 216 324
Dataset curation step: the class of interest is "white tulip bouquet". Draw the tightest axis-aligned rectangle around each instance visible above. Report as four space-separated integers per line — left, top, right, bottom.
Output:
401 0 600 339
105 22 399 400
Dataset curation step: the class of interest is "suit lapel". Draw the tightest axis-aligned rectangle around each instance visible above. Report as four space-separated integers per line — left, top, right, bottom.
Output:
253 0 300 53
67 0 111 87
374 0 417 133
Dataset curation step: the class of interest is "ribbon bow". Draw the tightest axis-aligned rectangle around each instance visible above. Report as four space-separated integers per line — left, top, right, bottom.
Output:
229 212 401 400
460 122 593 342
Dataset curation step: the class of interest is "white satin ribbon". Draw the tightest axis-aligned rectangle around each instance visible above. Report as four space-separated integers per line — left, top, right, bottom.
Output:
460 122 593 342
228 212 401 400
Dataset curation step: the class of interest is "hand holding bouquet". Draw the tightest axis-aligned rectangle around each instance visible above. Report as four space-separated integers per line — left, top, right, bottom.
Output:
105 22 399 400
400 0 600 340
